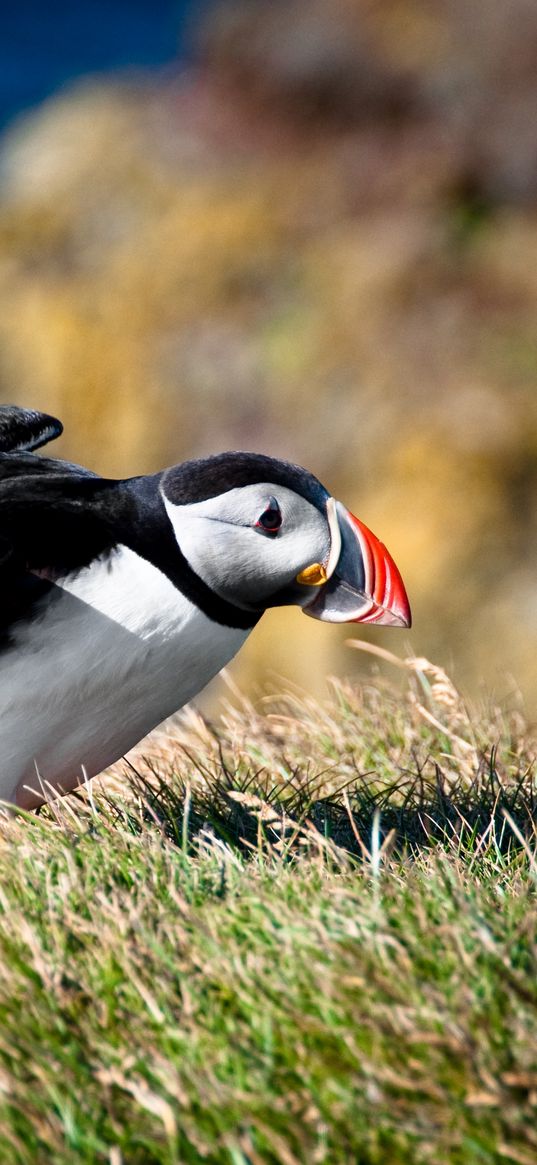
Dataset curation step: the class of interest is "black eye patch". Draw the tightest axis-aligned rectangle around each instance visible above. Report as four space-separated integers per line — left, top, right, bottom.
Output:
255 497 282 535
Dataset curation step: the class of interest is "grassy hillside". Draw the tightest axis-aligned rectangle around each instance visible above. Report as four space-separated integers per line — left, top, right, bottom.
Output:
0 648 536 1164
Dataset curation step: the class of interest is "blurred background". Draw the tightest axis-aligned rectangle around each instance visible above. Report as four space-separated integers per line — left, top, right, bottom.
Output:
1 0 537 708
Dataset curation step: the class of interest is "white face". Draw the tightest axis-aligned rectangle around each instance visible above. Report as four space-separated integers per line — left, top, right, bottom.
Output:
162 482 331 611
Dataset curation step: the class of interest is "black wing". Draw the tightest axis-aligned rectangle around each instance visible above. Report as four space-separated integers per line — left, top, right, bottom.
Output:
0 406 63 453
0 413 132 638
0 464 122 576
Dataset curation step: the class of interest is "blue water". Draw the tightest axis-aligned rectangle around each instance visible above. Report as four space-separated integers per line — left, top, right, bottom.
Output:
0 0 207 130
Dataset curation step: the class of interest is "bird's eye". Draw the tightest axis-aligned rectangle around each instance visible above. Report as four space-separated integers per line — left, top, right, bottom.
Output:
255 497 282 535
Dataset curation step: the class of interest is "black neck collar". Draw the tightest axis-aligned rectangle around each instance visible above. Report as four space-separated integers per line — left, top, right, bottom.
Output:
122 476 262 631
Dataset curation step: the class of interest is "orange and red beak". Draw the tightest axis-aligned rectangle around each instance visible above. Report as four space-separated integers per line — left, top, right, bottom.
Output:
303 500 411 628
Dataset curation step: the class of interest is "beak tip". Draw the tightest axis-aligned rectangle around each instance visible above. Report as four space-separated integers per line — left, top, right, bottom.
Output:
392 592 412 630
350 601 412 628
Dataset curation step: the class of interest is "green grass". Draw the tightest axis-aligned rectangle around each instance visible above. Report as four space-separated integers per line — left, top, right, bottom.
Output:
0 649 536 1164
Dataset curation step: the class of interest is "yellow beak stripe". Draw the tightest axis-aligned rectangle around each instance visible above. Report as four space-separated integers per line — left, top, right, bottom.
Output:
296 562 328 586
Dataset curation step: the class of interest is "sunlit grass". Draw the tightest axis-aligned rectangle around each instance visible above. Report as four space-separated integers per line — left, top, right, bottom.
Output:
0 648 536 1164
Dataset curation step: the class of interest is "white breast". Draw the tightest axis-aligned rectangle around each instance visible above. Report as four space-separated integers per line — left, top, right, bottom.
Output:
0 546 249 807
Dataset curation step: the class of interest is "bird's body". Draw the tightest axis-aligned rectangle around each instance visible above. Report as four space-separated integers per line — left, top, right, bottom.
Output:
0 406 411 808
2 546 248 804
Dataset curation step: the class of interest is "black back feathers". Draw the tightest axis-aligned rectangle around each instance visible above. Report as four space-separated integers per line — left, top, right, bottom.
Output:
0 407 123 637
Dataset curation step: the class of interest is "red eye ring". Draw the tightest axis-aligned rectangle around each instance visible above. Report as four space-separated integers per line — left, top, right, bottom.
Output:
255 497 282 535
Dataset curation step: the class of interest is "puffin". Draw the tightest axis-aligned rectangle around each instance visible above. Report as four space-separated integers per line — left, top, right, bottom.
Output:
0 405 411 809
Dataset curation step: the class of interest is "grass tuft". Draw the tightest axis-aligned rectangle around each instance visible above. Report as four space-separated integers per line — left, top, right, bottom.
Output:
0 648 536 1163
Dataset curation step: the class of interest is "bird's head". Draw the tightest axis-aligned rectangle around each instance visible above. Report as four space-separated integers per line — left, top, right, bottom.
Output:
160 453 411 628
